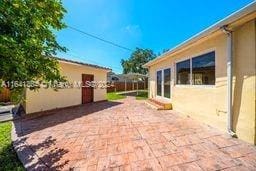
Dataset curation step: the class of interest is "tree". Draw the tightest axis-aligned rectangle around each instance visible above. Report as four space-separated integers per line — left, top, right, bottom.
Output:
0 0 67 102
121 48 156 75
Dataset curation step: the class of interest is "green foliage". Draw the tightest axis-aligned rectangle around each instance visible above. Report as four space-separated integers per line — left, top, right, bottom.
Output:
0 122 24 170
121 48 156 75
107 92 126 101
0 0 67 102
136 91 148 100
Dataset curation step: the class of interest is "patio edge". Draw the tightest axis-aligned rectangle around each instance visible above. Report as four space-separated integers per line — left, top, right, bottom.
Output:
11 120 49 170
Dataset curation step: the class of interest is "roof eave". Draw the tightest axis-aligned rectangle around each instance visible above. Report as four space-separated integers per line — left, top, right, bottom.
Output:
143 1 256 68
52 56 112 72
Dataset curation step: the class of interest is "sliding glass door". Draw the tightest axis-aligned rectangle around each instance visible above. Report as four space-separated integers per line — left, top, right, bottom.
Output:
156 68 171 98
157 70 162 96
164 68 171 98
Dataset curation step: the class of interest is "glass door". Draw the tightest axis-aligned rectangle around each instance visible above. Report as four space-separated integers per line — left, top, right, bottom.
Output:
157 70 162 96
156 68 171 99
164 68 171 98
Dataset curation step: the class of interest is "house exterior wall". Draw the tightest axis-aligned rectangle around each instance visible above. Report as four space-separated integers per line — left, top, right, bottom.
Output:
25 61 108 114
148 19 256 144
232 19 256 144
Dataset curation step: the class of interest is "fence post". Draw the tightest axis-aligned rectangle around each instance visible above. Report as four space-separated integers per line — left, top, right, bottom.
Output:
137 81 139 95
125 79 127 92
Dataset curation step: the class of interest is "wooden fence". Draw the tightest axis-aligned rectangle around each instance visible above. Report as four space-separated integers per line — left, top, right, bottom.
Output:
0 88 10 102
107 81 148 93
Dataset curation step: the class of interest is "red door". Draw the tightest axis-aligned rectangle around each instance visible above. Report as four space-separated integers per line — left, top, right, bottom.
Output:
82 74 94 104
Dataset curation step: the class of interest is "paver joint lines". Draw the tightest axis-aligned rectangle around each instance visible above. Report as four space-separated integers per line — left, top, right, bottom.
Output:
13 97 256 170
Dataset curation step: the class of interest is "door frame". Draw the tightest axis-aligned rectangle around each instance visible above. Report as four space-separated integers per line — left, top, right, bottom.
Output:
156 67 172 100
82 74 94 104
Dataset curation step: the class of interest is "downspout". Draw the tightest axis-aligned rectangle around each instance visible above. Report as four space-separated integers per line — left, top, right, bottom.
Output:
221 25 236 137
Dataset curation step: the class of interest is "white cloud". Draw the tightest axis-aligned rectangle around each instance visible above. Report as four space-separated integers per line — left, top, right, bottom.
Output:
123 24 141 37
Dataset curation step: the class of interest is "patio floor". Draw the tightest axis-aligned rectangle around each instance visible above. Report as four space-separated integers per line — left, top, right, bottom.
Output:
12 97 256 170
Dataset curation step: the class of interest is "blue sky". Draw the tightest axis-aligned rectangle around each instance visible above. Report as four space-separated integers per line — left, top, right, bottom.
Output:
56 0 254 73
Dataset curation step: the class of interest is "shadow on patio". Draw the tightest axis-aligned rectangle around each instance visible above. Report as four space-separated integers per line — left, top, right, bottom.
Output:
13 136 69 170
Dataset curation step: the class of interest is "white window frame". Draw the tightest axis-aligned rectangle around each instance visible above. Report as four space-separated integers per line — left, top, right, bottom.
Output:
174 49 216 88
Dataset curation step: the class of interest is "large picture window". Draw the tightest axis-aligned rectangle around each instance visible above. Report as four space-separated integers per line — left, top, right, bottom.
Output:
176 51 215 85
176 59 190 85
192 51 215 85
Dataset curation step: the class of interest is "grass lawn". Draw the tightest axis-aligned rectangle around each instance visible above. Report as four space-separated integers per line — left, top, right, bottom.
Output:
107 92 126 101
136 91 148 100
0 122 24 171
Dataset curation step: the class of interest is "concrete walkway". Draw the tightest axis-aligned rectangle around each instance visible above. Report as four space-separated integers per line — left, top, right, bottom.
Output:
0 112 13 122
0 105 15 122
12 97 256 170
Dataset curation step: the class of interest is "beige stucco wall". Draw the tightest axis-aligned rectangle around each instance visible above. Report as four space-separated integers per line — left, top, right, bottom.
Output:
25 61 108 114
232 19 256 144
148 19 256 144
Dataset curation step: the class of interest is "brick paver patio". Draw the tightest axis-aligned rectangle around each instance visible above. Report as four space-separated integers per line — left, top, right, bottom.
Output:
13 97 256 170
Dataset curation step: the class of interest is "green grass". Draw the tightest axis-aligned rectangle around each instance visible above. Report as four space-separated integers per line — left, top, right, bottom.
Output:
107 92 126 101
0 122 24 171
136 91 148 100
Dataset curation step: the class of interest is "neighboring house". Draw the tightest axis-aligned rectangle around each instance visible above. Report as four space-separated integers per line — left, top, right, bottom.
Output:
107 72 136 82
107 72 121 82
25 57 111 114
143 2 256 144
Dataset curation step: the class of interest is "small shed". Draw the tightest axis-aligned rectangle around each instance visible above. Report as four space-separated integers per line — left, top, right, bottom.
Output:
25 57 111 114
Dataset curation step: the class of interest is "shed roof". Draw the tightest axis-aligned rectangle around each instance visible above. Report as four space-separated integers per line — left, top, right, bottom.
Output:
53 56 112 71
